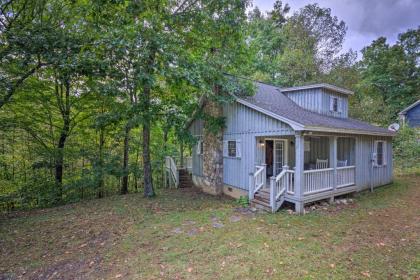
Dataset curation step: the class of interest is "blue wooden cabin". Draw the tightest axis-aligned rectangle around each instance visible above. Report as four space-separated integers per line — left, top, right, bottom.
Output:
184 82 394 213
399 100 420 128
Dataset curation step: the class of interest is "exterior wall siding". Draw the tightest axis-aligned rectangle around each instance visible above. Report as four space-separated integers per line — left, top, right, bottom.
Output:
406 104 420 127
189 101 393 195
285 88 349 118
189 101 294 190
355 135 393 190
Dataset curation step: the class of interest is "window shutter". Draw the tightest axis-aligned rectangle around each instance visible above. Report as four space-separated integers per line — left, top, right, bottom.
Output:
329 96 334 111
197 140 201 155
236 140 241 158
373 141 378 166
223 140 228 157
338 98 343 113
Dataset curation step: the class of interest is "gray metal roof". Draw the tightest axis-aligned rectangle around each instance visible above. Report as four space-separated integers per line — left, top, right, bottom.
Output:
236 82 394 136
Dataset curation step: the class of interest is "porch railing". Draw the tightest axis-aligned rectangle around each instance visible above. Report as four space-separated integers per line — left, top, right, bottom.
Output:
249 165 266 200
270 166 294 212
165 156 179 188
337 166 355 188
304 168 334 195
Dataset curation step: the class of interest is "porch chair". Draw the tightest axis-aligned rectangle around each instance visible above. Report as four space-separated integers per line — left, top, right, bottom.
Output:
315 159 329 169
337 160 347 167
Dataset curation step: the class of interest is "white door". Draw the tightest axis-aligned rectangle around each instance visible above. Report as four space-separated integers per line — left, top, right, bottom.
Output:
273 140 286 176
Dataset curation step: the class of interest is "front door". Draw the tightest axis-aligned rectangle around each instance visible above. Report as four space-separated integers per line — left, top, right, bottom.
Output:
273 140 286 176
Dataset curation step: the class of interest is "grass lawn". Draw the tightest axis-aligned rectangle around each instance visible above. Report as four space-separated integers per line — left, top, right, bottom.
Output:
1 174 419 280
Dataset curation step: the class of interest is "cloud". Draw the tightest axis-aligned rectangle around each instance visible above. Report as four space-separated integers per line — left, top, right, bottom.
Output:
251 0 420 52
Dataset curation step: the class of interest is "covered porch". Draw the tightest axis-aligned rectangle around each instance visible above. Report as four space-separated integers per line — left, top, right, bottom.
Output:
249 132 357 213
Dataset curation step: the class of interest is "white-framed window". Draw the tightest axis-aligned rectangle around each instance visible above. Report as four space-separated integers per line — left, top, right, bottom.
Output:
330 96 342 113
197 140 203 155
374 140 387 166
223 140 241 158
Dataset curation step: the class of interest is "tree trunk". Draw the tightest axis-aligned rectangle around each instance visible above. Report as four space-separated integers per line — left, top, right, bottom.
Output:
97 127 105 198
142 83 155 197
54 79 71 203
121 124 131 194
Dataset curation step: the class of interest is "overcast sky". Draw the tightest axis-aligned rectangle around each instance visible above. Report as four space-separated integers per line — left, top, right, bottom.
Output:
252 0 420 55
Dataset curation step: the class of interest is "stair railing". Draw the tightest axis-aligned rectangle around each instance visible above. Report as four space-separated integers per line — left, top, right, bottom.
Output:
165 156 179 188
270 166 294 212
249 164 266 200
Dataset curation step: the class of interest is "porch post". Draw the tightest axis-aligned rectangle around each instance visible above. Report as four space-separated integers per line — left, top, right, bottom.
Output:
270 176 276 213
294 132 305 214
248 172 255 200
330 136 338 201
262 163 267 188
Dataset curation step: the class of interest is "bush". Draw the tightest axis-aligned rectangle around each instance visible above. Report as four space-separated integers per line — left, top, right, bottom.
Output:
393 126 420 170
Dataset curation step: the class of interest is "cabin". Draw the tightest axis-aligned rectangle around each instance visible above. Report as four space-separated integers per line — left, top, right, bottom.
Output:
399 100 420 128
168 81 395 213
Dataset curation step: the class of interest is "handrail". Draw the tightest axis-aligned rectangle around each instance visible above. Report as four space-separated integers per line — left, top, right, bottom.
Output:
336 165 355 170
165 156 179 188
270 166 294 212
304 167 334 174
249 164 266 200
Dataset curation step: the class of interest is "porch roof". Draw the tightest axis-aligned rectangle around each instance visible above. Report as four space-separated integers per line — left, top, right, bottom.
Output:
236 82 395 137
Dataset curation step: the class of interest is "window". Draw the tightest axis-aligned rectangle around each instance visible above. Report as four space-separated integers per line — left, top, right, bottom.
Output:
374 141 387 166
330 96 343 113
223 140 241 158
228 141 236 157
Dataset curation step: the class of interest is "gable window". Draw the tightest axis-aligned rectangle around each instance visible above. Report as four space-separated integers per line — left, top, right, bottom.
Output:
374 140 387 166
330 97 338 112
223 140 241 158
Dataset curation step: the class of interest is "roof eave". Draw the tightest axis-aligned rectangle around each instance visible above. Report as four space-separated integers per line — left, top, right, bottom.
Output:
281 83 354 95
302 126 396 137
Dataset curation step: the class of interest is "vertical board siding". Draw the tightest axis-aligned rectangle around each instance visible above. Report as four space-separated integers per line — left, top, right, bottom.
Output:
406 104 420 127
285 88 349 118
355 135 393 190
223 102 294 190
189 101 393 193
189 101 294 190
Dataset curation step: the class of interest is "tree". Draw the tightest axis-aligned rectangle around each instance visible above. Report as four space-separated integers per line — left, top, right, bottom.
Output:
358 27 420 124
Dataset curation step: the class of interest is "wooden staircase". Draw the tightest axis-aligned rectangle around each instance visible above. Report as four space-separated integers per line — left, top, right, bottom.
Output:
178 169 194 188
250 189 272 212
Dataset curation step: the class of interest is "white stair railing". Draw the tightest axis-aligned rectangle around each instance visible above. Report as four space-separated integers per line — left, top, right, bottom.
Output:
165 156 179 188
249 165 266 200
270 166 294 212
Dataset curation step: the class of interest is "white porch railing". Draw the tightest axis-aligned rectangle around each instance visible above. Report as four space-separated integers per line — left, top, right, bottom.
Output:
270 166 294 212
337 166 355 188
165 156 179 188
249 165 266 200
304 168 334 195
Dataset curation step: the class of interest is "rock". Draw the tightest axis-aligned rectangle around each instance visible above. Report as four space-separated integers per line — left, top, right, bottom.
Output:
229 215 241 223
171 227 183 234
250 207 257 212
213 222 224 228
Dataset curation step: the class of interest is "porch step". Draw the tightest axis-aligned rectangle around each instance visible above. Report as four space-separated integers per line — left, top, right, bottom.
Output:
250 197 271 212
178 169 193 188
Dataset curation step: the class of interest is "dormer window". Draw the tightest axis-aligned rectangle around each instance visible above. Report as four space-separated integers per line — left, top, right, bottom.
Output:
330 96 342 113
331 97 338 112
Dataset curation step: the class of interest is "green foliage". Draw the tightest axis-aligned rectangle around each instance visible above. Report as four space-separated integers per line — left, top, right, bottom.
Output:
356 28 420 125
393 126 420 170
236 195 249 207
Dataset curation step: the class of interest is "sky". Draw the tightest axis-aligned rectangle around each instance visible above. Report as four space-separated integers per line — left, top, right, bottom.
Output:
252 0 420 55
